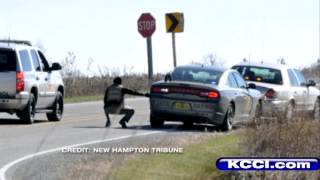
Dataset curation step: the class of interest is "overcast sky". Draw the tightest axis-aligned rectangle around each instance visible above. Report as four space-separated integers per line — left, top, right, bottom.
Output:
1 0 319 74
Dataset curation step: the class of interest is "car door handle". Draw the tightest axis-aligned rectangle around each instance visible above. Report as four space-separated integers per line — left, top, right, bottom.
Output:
45 78 48 81
36 77 39 81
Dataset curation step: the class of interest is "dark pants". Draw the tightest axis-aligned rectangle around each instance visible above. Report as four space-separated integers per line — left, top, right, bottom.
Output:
105 106 135 123
118 108 135 122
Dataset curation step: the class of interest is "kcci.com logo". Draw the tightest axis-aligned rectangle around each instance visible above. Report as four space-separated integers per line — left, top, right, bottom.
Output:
216 158 320 171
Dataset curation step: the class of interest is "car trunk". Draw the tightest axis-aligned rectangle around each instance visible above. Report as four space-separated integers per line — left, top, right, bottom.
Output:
151 81 220 102
150 81 221 121
0 49 18 97
247 81 281 94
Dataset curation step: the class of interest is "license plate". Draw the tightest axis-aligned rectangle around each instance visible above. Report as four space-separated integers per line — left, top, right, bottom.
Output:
174 102 191 111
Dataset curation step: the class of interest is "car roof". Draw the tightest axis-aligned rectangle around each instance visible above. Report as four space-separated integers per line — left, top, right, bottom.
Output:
175 64 226 73
232 61 295 70
0 40 33 50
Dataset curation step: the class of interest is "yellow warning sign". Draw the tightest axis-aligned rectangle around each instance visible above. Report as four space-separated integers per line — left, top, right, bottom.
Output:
165 12 184 33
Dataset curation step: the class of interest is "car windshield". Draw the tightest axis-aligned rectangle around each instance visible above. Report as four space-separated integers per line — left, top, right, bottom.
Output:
233 66 283 85
0 49 16 71
171 67 222 85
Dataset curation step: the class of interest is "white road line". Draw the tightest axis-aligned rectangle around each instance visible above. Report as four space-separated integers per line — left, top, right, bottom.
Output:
0 131 161 180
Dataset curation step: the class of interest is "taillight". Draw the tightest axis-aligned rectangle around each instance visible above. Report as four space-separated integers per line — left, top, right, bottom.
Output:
151 87 169 93
265 89 276 99
16 71 24 93
151 87 161 93
151 86 220 99
200 90 220 99
208 91 220 99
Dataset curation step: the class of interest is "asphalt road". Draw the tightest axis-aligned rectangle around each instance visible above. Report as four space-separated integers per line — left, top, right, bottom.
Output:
0 98 216 180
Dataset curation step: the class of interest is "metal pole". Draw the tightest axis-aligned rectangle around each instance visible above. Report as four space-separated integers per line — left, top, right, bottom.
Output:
146 37 153 87
172 32 177 67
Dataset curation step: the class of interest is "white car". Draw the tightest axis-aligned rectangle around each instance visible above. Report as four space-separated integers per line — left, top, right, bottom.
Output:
232 62 320 120
0 40 64 124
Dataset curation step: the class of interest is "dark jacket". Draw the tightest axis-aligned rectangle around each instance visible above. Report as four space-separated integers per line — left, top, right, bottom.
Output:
104 84 144 109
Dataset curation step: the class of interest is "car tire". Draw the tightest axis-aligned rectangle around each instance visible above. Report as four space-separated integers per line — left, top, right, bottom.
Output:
285 102 295 121
47 92 64 121
150 114 164 128
20 94 36 124
220 104 234 132
183 121 193 128
313 99 320 122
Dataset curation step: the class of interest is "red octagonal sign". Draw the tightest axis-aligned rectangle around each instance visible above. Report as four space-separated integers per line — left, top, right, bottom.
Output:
138 13 156 38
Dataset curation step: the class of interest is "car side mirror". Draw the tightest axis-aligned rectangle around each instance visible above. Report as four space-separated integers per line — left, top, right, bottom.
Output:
50 62 62 71
164 73 172 82
306 80 316 87
247 83 256 89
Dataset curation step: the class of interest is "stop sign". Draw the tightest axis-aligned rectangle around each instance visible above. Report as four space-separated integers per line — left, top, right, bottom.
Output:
137 13 156 38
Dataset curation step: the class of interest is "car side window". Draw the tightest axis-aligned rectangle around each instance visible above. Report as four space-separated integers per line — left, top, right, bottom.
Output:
232 72 247 88
18 50 32 72
288 69 299 87
228 74 238 88
37 51 50 72
293 69 306 86
232 66 244 75
30 50 41 71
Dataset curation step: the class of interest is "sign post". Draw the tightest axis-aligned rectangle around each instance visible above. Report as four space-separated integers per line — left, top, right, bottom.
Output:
172 32 177 67
165 12 184 68
137 13 156 87
146 38 153 85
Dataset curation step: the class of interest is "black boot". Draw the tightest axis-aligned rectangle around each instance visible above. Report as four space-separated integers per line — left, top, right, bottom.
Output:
105 120 111 127
119 120 127 128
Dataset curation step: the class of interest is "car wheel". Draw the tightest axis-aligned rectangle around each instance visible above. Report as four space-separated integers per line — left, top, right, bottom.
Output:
220 104 234 132
183 121 193 128
47 92 64 121
313 99 320 122
20 94 36 124
150 114 164 128
16 111 22 119
285 102 295 121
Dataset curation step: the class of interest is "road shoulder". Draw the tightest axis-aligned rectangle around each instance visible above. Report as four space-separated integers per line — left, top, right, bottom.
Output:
8 130 244 180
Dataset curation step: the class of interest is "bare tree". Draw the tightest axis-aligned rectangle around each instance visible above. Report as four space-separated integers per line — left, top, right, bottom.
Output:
277 58 286 65
35 41 47 53
191 53 226 67
60 52 81 78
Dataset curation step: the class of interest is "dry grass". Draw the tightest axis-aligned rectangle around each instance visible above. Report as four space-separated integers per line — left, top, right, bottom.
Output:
63 73 163 98
228 118 320 180
59 52 164 98
112 131 244 180
60 132 244 180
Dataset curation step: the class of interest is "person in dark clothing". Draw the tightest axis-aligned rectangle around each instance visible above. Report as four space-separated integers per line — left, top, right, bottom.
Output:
104 77 149 128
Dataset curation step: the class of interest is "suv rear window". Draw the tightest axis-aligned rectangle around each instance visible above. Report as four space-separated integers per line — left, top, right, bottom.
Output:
0 49 16 71
233 66 283 85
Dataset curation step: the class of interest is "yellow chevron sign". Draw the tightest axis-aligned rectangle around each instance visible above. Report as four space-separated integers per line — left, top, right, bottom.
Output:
165 12 184 33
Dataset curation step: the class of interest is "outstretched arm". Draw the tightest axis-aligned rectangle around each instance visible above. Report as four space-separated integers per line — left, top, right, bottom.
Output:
123 88 146 96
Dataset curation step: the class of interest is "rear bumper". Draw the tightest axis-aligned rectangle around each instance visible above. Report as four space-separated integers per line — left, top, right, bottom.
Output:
0 92 29 111
262 99 287 117
150 98 226 125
